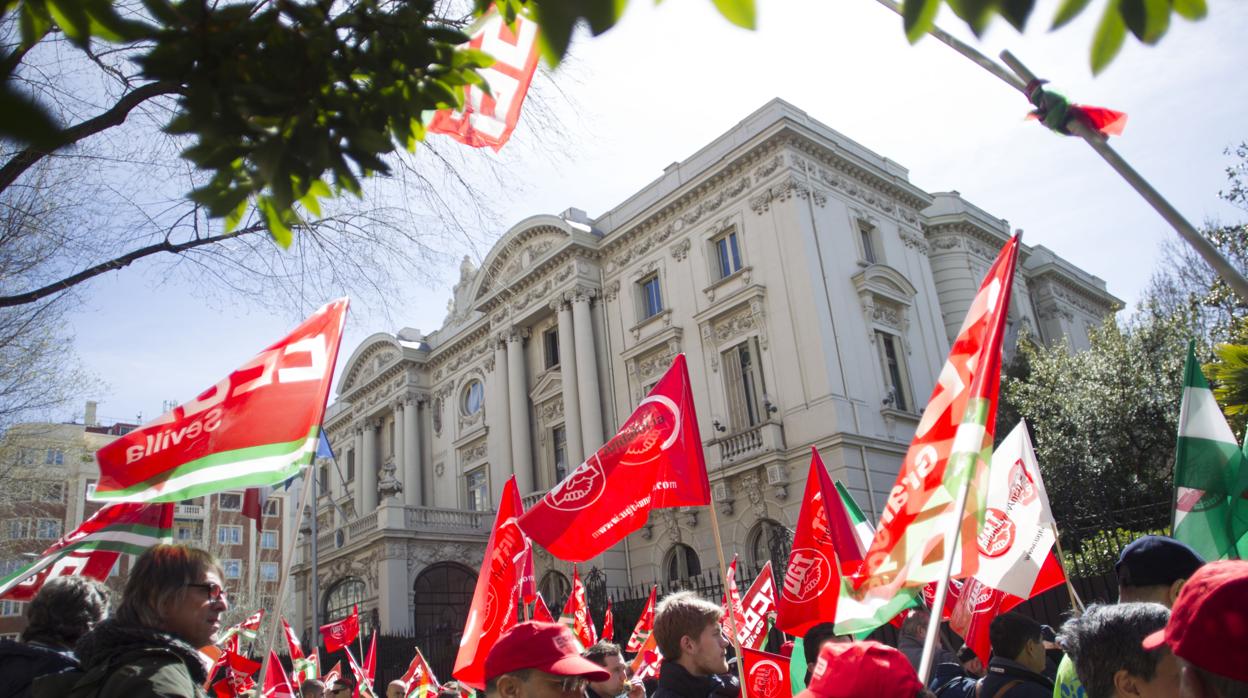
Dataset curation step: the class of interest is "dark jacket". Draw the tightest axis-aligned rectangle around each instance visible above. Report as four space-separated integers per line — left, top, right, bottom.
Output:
928 662 976 698
898 635 956 675
976 658 1053 698
652 662 739 698
32 619 208 698
0 638 80 698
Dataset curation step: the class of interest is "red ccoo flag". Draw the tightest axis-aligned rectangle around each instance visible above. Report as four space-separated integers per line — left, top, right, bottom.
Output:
722 555 747 640
453 477 525 690
626 586 657 653
320 605 359 653
737 562 778 650
519 354 709 561
560 566 597 648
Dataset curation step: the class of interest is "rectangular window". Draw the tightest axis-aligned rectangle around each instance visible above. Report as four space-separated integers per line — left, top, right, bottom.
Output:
639 274 663 320
347 450 356 482
218 492 242 511
260 530 279 549
217 525 243 546
45 449 64 466
1 600 24 617
465 468 489 512
552 426 568 485
6 519 30 540
263 498 279 517
260 562 279 582
318 465 329 496
714 229 743 279
722 339 766 430
859 222 878 264
0 559 23 575
35 519 61 540
40 482 64 503
223 559 242 579
876 331 912 412
543 328 560 369
175 521 202 542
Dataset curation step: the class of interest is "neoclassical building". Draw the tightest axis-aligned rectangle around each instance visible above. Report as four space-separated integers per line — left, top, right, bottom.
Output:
290 99 1119 644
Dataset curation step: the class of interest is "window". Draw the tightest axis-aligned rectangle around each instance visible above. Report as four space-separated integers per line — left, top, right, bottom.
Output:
39 482 63 503
45 449 64 466
85 481 97 501
347 450 356 482
859 221 878 264
748 519 791 570
35 519 61 540
223 559 242 579
0 559 23 576
638 274 663 319
260 562 279 582
263 498 279 517
18 449 33 465
465 468 489 512
414 564 477 634
318 464 329 495
175 521 202 542
217 525 243 546
538 571 570 615
260 530 279 549
665 544 701 583
722 339 766 429
551 426 568 485
714 229 743 279
462 380 484 416
6 519 30 540
1 600 24 617
543 328 560 369
876 331 912 412
324 578 366 623
219 492 242 511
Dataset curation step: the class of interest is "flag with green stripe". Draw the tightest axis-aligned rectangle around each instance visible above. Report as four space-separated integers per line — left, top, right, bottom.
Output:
1172 341 1244 560
832 483 919 636
0 502 173 600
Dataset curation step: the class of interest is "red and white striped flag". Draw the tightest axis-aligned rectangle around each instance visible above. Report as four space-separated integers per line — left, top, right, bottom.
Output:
625 586 657 653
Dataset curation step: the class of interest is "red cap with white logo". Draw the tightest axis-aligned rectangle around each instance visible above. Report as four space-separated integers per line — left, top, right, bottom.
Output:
484 621 611 683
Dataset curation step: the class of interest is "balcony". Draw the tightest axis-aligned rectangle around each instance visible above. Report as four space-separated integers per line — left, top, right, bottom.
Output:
714 421 785 465
174 504 205 517
315 504 491 551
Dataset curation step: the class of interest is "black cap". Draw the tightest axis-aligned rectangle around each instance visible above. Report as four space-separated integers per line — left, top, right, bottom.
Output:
1115 535 1205 588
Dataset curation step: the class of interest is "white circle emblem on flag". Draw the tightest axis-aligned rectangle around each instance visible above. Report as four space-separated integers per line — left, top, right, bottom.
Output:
617 395 681 467
976 508 1016 558
780 548 833 603
547 457 607 512
749 659 784 698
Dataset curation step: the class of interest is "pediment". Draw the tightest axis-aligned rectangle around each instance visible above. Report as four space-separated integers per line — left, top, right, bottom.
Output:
852 264 917 305
529 370 562 403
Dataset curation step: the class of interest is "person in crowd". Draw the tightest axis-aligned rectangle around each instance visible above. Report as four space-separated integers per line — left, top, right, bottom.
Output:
796 640 933 698
800 623 844 686
0 576 111 698
1052 535 1205 698
439 681 464 698
928 646 982 698
898 609 956 674
387 679 408 698
1141 560 1248 698
328 676 356 697
299 678 326 698
650 591 737 698
1056 603 1176 698
980 613 1054 698
483 621 610 698
33 544 228 697
583 641 645 698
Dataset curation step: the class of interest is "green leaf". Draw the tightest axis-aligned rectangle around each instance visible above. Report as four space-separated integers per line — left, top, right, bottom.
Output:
946 0 997 35
0 82 59 148
902 0 940 43
19 0 52 47
998 0 1037 32
709 0 756 30
258 196 293 248
46 0 91 44
224 198 249 233
1171 0 1206 20
1120 0 1169 43
1091 0 1127 74
534 2 575 65
1051 0 1094 29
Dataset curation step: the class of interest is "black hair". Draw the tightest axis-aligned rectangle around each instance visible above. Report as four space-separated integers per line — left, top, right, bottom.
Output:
988 613 1042 661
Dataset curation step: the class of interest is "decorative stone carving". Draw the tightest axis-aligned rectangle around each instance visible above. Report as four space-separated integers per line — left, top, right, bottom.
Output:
754 154 784 179
432 397 444 436
625 335 683 402
537 397 565 427
670 239 691 262
749 176 826 214
459 438 488 464
739 472 766 518
378 460 402 500
900 228 928 254
434 462 445 477
605 176 750 274
604 281 621 302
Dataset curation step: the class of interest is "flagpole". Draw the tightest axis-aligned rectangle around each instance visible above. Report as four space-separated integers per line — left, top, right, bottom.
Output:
311 456 321 647
1048 523 1085 613
916 449 976 685
706 501 750 695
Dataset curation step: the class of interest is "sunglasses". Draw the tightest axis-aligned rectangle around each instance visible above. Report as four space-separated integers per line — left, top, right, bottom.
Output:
186 582 228 601
538 676 589 694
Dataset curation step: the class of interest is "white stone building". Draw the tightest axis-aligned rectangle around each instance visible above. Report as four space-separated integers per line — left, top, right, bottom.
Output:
290 99 1119 645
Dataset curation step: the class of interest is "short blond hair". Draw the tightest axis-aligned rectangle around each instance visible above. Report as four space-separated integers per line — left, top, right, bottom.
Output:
653 591 722 661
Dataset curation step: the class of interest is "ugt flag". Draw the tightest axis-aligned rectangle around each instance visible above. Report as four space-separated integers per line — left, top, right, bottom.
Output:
320 605 359 653
93 299 349 503
520 354 709 561
854 235 1021 593
0 502 173 601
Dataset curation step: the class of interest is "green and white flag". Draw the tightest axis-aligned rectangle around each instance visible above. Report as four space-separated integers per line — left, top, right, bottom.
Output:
1172 342 1244 560
832 483 920 637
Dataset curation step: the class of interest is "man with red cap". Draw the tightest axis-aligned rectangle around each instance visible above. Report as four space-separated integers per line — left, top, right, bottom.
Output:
797 640 933 698
484 622 612 698
1141 560 1248 698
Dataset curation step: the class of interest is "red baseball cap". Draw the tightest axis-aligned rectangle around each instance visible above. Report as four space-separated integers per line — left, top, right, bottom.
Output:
484 622 611 683
1142 560 1248 682
796 640 923 698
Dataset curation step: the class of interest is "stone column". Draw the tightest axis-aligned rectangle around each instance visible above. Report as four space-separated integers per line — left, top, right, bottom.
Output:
362 418 379 512
554 297 585 466
403 396 422 506
571 289 605 450
353 426 365 516
493 337 512 486
506 328 534 495
375 531 411 633
393 401 405 500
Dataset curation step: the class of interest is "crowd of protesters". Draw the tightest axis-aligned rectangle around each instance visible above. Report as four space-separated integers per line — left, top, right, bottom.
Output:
0 537 1244 698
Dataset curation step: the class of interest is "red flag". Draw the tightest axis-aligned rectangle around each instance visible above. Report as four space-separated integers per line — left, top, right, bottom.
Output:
400 647 440 698
776 450 846 636
93 299 349 503
626 586 657 653
519 539 537 605
320 605 360 653
629 632 662 682
561 566 597 648
453 476 525 690
948 551 1067 664
212 649 261 697
281 617 304 661
426 8 540 152
533 594 555 623
363 631 377 685
242 486 272 531
737 562 778 650
263 651 298 698
519 354 709 561
740 648 792 698
602 599 615 642
322 661 343 689
854 235 1022 593
722 555 748 640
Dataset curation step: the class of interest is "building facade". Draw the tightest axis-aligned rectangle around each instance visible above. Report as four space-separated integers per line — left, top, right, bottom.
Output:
292 100 1120 643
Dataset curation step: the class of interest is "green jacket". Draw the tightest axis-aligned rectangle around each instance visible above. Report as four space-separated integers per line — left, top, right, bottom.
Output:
33 619 209 698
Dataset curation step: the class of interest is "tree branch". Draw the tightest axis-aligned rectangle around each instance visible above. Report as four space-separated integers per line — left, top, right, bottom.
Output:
0 80 180 195
0 224 265 307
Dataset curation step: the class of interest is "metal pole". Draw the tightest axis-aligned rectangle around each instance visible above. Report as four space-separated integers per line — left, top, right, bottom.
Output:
311 466 320 647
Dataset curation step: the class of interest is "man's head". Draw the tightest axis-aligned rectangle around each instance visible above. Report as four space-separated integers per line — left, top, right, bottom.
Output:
900 608 930 641
21 575 110 647
114 544 228 648
1057 603 1176 698
988 613 1046 674
797 641 924 698
439 682 463 698
652 591 728 677
300 679 326 698
1116 536 1205 607
956 645 984 678
484 621 611 698
387 680 407 698
1141 560 1248 698
329 677 356 698
583 641 627 697
802 623 844 667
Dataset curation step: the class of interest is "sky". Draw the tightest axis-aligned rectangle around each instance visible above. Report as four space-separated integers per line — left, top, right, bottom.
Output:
63 0 1248 426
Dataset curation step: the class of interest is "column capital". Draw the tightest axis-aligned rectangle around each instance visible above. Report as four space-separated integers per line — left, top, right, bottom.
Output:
505 326 530 343
363 417 381 431
549 297 570 313
567 286 600 305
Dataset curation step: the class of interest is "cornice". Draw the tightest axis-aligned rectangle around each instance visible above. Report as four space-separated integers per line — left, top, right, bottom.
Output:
474 246 601 314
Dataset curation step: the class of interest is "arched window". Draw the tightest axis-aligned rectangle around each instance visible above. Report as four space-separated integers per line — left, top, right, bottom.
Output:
748 519 791 571
539 570 570 613
462 380 484 416
665 544 701 583
413 562 477 635
324 577 366 623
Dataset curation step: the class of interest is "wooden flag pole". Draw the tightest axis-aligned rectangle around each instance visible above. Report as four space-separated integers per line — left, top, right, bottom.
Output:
1048 522 1086 613
870 0 1248 304
707 501 751 696
256 460 318 690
